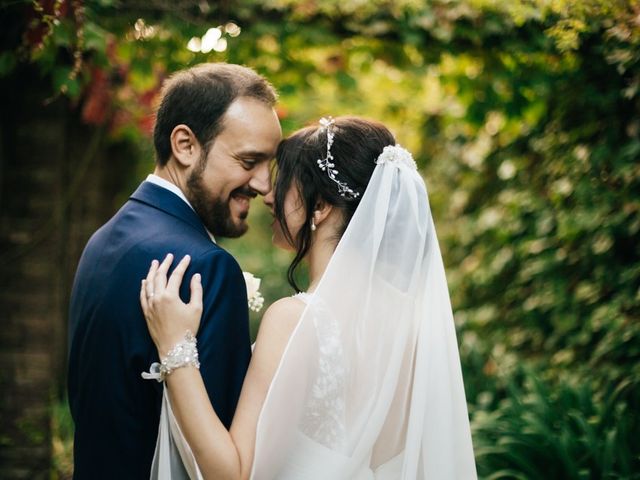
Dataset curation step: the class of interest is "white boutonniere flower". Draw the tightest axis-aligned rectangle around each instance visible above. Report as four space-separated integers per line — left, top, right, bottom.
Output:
243 271 264 312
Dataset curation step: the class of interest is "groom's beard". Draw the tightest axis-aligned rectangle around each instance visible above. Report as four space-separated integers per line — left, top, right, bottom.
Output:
186 158 249 239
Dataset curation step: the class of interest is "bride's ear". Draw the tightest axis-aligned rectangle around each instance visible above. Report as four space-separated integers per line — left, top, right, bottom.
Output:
312 199 334 229
170 124 199 168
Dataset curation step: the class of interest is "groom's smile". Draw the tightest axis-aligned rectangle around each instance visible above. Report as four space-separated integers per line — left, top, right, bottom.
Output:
230 188 257 220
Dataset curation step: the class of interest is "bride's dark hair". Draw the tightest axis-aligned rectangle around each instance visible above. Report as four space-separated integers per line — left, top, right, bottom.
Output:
274 116 396 291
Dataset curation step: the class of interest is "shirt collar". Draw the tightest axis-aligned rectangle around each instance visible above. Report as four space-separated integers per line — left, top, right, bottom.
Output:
145 174 216 243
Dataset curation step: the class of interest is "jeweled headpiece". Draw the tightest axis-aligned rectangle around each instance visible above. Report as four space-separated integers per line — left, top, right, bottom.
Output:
316 117 360 199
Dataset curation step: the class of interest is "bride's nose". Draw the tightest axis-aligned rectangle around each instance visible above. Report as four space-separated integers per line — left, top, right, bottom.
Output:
263 190 274 209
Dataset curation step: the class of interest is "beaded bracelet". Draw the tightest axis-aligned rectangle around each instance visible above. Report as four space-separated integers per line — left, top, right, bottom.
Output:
141 330 200 383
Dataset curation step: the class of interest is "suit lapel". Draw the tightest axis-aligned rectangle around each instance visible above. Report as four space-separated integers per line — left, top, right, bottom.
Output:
129 181 211 240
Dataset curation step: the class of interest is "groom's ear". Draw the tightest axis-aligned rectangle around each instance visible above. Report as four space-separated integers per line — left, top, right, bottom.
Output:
170 124 199 168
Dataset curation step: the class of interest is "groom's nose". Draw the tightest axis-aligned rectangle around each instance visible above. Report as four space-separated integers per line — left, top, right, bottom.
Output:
248 160 272 196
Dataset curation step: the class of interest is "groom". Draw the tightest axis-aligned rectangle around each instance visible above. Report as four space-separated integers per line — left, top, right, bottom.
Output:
67 63 282 478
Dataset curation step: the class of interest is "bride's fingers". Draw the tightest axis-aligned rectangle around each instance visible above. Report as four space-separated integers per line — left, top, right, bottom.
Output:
140 279 149 314
166 255 191 293
153 253 174 294
145 260 158 298
189 273 203 312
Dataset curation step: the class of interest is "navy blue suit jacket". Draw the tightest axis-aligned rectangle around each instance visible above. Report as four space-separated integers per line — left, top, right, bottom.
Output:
68 181 251 479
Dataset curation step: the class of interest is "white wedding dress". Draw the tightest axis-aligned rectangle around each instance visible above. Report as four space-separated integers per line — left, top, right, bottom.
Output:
147 146 477 479
254 292 405 480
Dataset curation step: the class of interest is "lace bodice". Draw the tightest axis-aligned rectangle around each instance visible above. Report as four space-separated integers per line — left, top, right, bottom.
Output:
293 292 348 452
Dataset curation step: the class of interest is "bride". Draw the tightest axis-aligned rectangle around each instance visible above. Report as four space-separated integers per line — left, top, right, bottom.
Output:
140 116 476 479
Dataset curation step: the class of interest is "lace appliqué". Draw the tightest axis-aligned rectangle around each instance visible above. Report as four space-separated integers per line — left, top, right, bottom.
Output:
300 308 348 451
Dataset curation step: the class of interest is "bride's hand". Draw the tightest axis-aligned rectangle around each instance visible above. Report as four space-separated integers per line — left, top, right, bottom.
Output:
140 253 203 356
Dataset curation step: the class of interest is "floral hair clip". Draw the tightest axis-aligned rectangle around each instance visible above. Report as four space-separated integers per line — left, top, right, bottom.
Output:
375 144 417 170
316 117 360 200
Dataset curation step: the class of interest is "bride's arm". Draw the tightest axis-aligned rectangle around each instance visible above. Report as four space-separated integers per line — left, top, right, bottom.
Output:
141 254 304 480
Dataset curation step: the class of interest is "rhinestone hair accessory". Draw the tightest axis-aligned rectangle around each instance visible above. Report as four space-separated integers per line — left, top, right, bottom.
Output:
316 117 360 200
375 144 418 170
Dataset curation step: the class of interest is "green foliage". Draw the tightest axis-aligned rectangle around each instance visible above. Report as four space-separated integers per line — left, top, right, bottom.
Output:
51 397 73 479
473 370 640 479
436 0 640 385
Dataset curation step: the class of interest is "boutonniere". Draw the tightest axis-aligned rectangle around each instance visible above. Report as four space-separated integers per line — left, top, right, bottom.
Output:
243 271 264 312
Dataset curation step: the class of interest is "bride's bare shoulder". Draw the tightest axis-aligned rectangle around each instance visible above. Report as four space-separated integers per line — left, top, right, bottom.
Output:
255 296 306 344
260 296 306 328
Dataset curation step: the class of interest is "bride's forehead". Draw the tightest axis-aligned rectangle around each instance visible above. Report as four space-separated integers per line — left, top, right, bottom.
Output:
278 182 303 204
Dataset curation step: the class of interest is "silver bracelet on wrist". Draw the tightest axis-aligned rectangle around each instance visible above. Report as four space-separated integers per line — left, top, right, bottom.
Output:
141 330 200 383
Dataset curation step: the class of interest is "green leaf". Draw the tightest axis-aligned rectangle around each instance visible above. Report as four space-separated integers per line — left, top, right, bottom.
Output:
84 22 108 52
0 51 17 77
51 66 81 98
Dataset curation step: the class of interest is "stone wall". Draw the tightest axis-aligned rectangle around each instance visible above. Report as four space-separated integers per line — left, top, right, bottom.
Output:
0 66 134 478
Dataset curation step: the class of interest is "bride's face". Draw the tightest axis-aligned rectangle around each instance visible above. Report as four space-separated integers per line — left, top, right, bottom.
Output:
264 185 306 250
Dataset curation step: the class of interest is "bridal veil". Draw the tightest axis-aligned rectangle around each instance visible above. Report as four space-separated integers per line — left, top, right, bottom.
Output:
251 146 477 479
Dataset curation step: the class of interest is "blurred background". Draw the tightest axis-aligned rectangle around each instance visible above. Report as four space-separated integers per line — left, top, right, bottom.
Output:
0 0 639 478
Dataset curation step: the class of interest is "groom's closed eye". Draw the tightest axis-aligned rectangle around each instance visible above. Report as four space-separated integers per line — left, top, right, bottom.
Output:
241 158 259 169
240 158 272 173
236 149 273 163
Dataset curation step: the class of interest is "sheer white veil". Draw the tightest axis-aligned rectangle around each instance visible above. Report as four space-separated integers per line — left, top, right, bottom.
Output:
251 144 477 479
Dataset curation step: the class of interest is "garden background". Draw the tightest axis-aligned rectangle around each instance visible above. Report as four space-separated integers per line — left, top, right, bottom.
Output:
0 0 638 478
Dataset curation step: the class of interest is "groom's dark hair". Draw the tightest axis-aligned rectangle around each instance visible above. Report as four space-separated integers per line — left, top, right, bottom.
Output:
153 63 278 166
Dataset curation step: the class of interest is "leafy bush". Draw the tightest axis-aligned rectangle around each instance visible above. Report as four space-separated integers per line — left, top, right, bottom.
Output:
472 370 640 479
